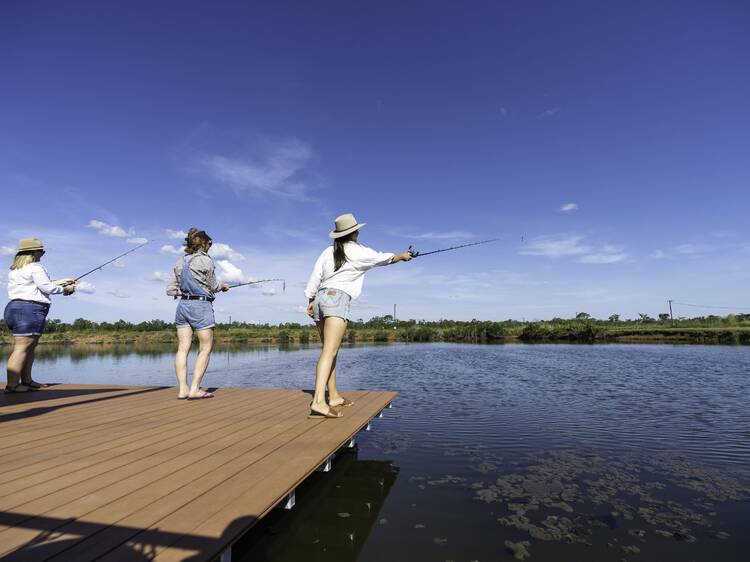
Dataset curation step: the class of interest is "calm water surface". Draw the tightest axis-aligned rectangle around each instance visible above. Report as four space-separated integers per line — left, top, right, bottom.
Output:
4 342 749 561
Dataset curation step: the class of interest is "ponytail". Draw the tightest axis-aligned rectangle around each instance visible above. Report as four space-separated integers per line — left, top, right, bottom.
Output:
333 232 356 271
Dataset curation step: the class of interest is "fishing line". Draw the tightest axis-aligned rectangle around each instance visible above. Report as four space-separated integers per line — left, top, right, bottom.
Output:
670 301 750 311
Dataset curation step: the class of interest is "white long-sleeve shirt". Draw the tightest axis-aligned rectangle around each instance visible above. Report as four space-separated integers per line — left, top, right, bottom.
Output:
304 242 394 300
7 263 64 304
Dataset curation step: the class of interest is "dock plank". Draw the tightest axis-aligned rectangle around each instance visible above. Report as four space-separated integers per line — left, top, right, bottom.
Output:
0 384 396 561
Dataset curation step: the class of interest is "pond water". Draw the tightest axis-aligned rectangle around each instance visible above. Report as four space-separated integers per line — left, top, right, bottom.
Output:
3 342 749 561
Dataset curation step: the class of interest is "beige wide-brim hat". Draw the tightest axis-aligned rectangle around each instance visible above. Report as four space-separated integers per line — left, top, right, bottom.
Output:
329 213 366 239
17 238 45 252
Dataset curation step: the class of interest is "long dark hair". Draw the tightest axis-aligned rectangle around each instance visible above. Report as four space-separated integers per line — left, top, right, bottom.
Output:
333 231 357 271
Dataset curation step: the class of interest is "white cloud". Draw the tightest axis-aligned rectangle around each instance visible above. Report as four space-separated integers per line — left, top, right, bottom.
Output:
262 287 277 296
650 249 667 260
537 107 560 119
87 219 132 238
160 244 184 255
76 281 96 294
127 237 148 245
111 258 126 268
209 243 245 261
149 271 168 282
199 138 313 198
520 234 591 258
107 289 131 299
1 245 15 255
559 203 578 213
215 259 245 284
166 229 187 240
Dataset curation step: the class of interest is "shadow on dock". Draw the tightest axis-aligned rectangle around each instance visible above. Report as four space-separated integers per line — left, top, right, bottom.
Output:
0 387 164 423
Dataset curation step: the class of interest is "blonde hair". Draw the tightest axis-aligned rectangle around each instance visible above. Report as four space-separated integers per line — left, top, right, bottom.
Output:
10 252 39 271
184 228 212 255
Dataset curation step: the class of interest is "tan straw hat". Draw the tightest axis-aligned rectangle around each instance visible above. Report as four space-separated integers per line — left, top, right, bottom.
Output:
329 213 366 239
17 238 45 252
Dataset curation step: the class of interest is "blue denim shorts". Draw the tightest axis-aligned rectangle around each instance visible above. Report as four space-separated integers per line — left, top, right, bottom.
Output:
3 300 50 336
313 288 351 322
175 300 215 330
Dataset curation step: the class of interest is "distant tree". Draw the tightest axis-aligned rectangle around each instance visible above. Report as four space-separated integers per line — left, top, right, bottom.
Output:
575 312 591 320
638 313 654 323
658 313 670 322
608 314 620 323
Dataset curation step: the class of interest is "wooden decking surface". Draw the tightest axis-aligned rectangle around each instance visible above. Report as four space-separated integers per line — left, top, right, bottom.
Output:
0 384 397 561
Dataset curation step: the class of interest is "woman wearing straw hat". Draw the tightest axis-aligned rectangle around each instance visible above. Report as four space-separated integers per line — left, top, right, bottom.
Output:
4 238 76 393
166 228 229 400
304 214 413 418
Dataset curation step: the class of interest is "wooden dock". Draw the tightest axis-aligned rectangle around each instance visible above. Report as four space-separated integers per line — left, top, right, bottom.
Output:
0 384 397 561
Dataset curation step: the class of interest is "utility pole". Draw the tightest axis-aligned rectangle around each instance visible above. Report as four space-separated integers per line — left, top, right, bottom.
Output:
393 304 397 322
668 300 673 321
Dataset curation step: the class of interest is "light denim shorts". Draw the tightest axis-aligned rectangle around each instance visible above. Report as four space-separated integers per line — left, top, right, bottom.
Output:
175 300 215 330
3 300 50 336
313 288 351 322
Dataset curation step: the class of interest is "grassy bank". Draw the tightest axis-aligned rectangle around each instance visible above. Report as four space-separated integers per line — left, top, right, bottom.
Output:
3 314 750 346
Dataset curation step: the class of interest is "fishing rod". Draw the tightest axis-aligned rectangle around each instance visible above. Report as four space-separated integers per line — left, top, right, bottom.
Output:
228 278 286 292
66 241 151 284
408 238 499 258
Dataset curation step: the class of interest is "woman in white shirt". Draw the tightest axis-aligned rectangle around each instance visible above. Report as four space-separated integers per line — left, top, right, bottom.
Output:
4 238 75 393
304 214 412 418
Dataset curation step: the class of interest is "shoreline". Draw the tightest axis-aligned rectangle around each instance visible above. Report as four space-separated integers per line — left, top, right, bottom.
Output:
2 326 750 347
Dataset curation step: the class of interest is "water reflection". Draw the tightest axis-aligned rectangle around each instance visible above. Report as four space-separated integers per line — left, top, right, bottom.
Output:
234 449 399 562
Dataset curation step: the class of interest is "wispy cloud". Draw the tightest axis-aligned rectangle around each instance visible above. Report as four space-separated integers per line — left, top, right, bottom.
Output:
1 245 15 255
166 229 187 240
160 244 183 255
536 107 560 119
209 243 244 261
559 203 578 213
499 107 508 117
262 287 277 296
390 230 474 241
649 243 712 260
520 234 591 258
87 219 132 238
107 289 131 299
522 234 627 264
127 237 148 245
576 245 628 264
198 138 313 198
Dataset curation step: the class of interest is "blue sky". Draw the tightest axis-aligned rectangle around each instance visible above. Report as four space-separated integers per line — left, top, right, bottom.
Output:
1 0 749 323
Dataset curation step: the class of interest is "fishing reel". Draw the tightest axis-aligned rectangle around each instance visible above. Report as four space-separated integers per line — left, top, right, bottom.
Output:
407 245 420 258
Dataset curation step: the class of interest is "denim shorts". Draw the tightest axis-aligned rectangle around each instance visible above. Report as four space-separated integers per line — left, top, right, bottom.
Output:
175 300 215 330
3 300 50 336
313 288 351 322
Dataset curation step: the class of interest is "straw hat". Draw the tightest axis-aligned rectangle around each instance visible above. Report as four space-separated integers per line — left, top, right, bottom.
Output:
17 238 45 252
329 213 366 239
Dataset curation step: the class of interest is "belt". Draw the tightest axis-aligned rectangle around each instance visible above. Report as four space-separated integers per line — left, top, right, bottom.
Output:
11 299 50 308
180 295 214 302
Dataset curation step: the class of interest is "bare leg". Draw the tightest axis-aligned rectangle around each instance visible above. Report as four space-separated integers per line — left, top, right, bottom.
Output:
315 321 350 407
20 336 41 385
175 327 193 398
312 317 347 415
6 336 36 391
189 328 214 397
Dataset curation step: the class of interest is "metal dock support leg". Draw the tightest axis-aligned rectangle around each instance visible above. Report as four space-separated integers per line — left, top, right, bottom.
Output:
317 456 333 472
364 421 371 431
346 436 356 448
282 489 296 510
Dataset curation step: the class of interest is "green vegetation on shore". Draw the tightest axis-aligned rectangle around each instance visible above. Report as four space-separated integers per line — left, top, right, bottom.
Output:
3 313 750 345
